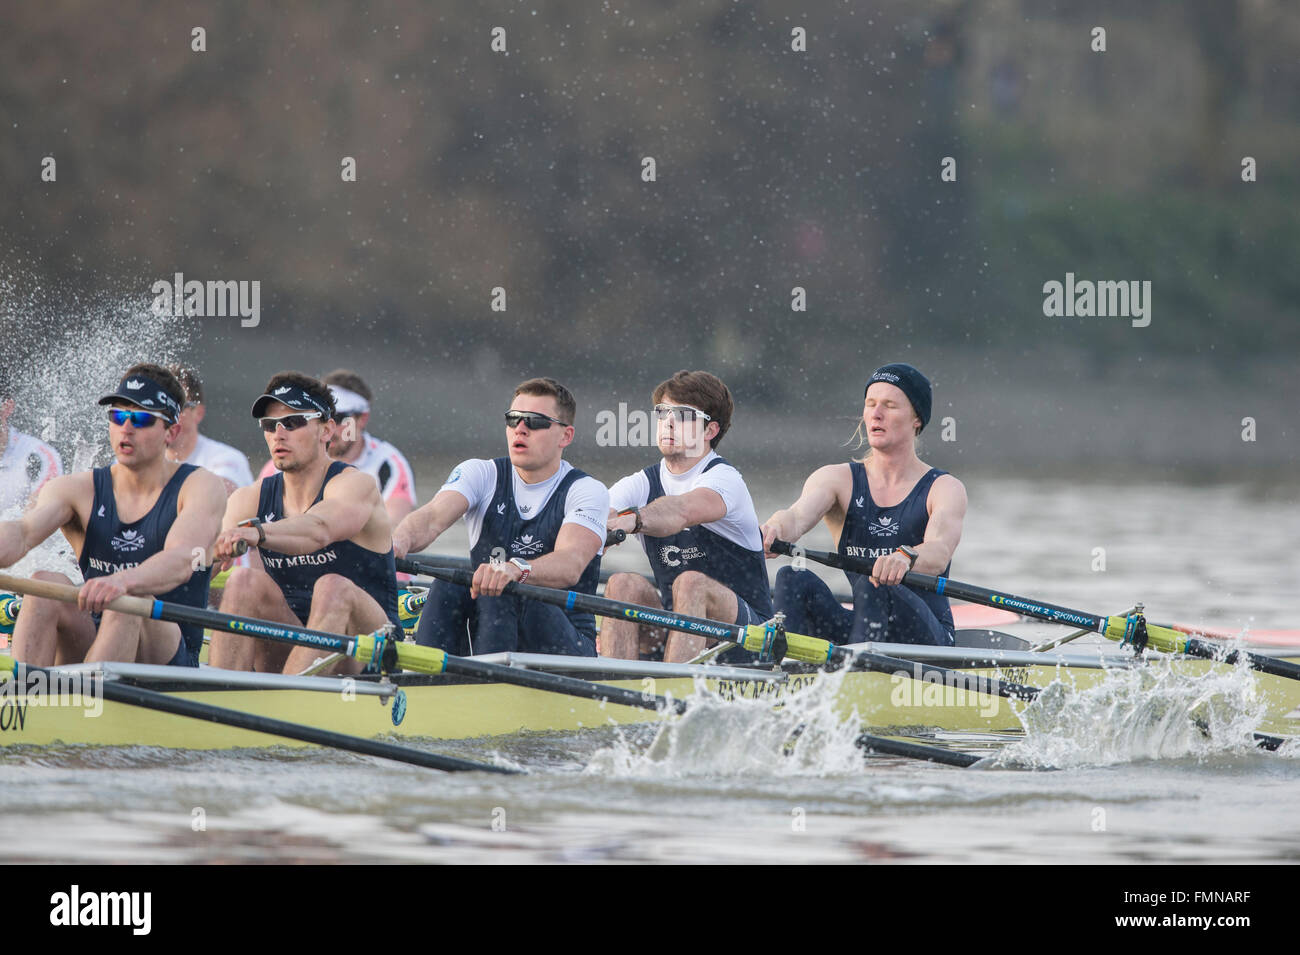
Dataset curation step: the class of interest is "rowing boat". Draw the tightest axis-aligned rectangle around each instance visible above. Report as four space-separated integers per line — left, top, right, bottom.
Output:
4 630 1298 749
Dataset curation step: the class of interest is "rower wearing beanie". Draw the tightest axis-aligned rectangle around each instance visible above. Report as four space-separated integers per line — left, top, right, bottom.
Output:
760 363 967 646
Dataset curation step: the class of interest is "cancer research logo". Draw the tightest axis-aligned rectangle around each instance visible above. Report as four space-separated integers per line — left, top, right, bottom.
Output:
869 515 900 537
447 466 462 484
110 529 147 552
657 544 704 567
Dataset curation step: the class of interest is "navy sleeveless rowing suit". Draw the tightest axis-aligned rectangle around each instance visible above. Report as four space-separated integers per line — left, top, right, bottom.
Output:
773 463 954 646
640 458 774 626
256 461 400 629
80 464 210 666
415 458 602 656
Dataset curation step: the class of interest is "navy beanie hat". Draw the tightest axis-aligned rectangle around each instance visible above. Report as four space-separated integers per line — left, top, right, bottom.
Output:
865 363 932 432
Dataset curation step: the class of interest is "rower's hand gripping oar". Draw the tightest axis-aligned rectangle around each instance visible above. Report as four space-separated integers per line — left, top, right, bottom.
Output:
769 540 1300 684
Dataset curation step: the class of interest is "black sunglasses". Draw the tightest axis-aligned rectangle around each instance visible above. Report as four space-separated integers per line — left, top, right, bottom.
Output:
504 410 568 430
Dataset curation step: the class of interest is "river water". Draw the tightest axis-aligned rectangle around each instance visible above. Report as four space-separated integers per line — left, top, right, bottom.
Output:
1 477 1297 864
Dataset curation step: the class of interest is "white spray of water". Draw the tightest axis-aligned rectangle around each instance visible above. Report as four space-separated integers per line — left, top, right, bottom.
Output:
1 269 193 580
585 668 868 778
999 654 1268 768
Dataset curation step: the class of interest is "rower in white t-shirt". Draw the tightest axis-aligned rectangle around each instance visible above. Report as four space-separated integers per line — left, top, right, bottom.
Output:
603 370 773 663
166 366 254 494
392 377 608 657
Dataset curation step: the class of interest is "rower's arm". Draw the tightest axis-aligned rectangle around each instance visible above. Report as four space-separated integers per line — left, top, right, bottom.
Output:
0 474 79 567
525 523 603 588
916 474 967 574
760 464 848 555
264 469 383 555
115 468 226 596
391 489 470 559
636 488 726 537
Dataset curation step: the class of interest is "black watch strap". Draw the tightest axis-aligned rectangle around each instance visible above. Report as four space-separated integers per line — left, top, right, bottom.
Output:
239 517 267 547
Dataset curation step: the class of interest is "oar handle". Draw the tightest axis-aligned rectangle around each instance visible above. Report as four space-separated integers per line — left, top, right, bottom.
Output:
0 572 157 618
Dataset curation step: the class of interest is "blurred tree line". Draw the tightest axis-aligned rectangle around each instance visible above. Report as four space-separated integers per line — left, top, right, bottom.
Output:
2 0 1297 403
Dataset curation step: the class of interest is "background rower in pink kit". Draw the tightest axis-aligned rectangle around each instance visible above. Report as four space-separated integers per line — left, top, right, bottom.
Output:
0 369 62 517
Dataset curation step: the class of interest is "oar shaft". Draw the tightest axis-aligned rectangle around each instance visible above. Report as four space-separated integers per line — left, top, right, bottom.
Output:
850 651 1040 702
397 560 746 644
0 572 369 661
857 733 983 768
0 655 515 773
770 542 1107 631
1 572 689 711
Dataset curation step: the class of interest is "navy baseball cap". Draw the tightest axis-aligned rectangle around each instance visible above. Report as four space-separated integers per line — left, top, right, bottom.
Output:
97 373 183 423
251 383 331 418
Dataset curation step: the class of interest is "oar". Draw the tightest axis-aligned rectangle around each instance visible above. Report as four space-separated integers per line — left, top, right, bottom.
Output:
1 575 987 770
397 558 841 665
0 653 515 773
769 541 1300 683
0 573 686 715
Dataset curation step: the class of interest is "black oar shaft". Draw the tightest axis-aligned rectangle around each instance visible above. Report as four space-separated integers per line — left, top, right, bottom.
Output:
770 541 1107 631
857 733 983 768
1183 640 1300 682
850 651 1040 702
12 663 515 774
441 654 686 714
397 560 745 643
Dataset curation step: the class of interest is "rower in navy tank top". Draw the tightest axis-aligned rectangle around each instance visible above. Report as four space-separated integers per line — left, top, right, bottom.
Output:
81 463 212 665
256 460 400 629
637 457 774 621
392 377 610 657
604 371 773 663
210 373 402 676
763 364 966 647
0 365 226 668
834 462 954 643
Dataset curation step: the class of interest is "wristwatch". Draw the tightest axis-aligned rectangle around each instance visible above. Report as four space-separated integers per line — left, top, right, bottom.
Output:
509 557 531 584
238 517 267 547
897 545 919 567
617 506 643 535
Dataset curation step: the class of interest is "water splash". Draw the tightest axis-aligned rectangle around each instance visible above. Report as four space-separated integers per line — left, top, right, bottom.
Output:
585 668 867 777
2 266 193 577
1000 655 1267 768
